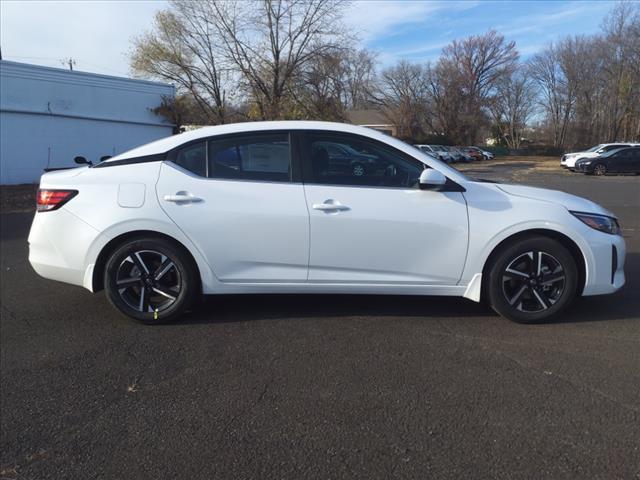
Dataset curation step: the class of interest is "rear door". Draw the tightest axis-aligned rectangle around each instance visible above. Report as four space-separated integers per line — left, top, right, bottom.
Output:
156 132 309 282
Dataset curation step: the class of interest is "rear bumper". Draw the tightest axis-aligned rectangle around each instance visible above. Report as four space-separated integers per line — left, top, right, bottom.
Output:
28 208 100 289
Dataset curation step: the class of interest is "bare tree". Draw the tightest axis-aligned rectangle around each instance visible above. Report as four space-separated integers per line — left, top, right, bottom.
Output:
441 30 519 102
528 2 640 148
528 44 576 148
436 30 519 143
424 61 465 141
372 61 430 140
489 69 537 149
291 47 348 120
129 0 640 143
206 0 348 120
291 47 376 120
130 8 231 124
344 49 377 110
600 0 640 140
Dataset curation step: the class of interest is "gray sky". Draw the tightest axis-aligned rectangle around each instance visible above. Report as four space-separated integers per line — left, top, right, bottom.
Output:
1 0 615 78
1 0 167 76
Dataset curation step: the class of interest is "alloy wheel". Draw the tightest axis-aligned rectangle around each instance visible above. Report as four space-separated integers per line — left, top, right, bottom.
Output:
115 250 182 313
594 164 607 176
352 164 365 177
502 251 566 313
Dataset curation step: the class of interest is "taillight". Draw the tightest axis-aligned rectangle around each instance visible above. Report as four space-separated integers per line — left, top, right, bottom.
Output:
36 189 78 212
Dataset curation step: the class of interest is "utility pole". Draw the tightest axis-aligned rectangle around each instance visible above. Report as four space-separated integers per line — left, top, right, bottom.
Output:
61 57 76 70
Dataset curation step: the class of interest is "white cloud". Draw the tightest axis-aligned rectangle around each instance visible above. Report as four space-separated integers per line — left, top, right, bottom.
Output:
344 0 479 42
500 1 610 36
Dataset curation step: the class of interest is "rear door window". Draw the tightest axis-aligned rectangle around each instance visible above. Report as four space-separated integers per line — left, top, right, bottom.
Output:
208 133 291 182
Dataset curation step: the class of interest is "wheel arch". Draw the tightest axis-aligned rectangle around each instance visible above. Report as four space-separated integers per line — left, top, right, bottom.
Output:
480 228 587 300
91 230 202 293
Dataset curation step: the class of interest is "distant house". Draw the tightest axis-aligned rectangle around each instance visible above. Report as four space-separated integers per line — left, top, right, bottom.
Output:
347 109 397 137
0 60 175 184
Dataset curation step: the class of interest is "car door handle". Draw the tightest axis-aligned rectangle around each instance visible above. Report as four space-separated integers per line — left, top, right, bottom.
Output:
163 193 202 203
312 200 350 212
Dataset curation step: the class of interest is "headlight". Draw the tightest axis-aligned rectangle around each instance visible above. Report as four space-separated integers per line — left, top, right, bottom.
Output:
571 211 620 235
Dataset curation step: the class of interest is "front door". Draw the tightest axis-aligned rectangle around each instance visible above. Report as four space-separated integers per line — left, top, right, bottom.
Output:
156 132 309 282
300 131 469 285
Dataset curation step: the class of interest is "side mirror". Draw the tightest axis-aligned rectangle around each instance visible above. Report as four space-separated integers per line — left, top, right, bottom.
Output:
74 156 92 165
100 155 112 162
419 168 447 190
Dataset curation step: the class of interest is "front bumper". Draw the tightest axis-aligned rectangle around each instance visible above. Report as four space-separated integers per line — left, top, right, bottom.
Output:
582 231 626 296
561 155 577 168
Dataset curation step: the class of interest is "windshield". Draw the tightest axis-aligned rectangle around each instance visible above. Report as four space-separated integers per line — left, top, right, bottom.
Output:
586 144 604 152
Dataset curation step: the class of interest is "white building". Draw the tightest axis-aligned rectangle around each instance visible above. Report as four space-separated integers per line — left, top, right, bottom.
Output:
0 60 175 184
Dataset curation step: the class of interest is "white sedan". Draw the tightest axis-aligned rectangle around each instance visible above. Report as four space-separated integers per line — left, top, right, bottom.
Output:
29 121 626 324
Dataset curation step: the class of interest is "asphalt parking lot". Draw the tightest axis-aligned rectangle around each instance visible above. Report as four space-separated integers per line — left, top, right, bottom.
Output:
1 162 639 479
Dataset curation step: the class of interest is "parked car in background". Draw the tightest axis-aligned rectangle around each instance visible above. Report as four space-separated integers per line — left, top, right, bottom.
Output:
29 121 625 325
444 146 472 163
442 146 461 163
561 143 639 170
459 147 484 161
414 144 439 159
575 146 640 175
451 147 474 163
467 146 494 160
314 141 382 177
414 144 454 163
431 145 456 163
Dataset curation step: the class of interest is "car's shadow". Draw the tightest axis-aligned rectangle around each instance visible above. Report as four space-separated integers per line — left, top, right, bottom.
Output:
178 251 639 325
182 294 494 325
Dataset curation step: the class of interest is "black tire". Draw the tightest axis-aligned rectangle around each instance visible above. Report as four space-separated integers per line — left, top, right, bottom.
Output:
593 163 607 176
487 236 578 324
104 237 199 324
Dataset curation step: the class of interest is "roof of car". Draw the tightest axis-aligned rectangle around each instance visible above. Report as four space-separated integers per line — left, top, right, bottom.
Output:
102 120 470 183
107 121 394 162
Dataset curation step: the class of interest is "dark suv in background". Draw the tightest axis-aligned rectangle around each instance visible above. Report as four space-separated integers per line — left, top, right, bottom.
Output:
575 146 640 175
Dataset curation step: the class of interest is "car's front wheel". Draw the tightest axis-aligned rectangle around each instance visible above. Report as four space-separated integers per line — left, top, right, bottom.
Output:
104 237 199 324
487 236 578 323
593 163 607 176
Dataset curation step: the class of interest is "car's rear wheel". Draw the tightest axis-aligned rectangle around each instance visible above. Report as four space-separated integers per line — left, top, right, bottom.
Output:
104 237 198 324
593 163 607 176
487 236 578 324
